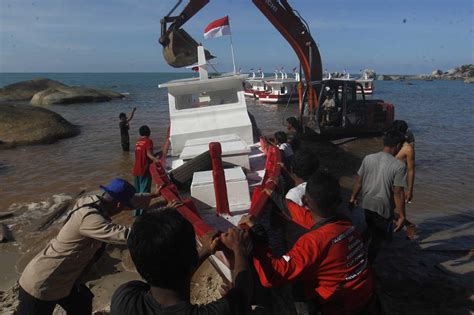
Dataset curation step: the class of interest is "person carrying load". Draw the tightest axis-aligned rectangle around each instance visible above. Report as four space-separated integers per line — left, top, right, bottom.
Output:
16 179 159 315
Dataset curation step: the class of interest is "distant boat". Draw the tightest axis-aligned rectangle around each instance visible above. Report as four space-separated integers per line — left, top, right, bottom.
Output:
356 71 375 95
256 70 299 104
325 70 375 95
244 70 266 98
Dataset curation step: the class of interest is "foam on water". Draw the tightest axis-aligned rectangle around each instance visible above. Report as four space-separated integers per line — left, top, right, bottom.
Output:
8 194 73 221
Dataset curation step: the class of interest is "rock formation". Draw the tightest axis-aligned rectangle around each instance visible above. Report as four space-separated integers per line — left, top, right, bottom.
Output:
0 78 67 102
0 104 79 147
0 78 124 105
377 64 474 81
30 86 124 106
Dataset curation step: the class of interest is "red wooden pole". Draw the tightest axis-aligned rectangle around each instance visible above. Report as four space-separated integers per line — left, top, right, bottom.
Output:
209 142 231 216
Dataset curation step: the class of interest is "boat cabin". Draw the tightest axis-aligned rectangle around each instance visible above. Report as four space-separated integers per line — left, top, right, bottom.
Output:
159 73 253 156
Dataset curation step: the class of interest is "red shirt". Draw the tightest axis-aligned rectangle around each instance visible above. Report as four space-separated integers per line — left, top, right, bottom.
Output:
132 137 154 177
286 201 314 230
253 217 374 314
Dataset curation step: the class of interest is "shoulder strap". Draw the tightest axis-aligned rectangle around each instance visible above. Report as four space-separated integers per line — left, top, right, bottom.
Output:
63 199 103 224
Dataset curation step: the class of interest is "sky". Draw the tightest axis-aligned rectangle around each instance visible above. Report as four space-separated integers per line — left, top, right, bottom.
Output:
0 0 472 74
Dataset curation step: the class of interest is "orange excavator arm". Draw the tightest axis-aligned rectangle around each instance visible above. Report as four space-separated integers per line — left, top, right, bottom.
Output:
252 0 322 114
159 0 322 112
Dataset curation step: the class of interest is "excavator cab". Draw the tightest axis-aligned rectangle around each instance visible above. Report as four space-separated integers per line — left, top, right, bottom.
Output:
161 28 215 68
306 79 393 138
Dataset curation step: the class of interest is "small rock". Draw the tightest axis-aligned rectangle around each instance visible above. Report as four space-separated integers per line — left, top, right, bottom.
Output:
0 223 12 242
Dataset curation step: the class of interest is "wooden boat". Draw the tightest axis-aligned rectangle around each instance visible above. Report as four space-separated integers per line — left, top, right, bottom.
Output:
257 71 299 103
150 46 282 282
244 70 267 98
327 71 375 95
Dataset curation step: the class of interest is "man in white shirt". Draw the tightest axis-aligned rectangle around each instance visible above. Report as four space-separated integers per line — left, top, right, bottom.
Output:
285 149 319 206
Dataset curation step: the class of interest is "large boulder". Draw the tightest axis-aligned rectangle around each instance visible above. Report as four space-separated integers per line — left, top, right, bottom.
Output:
0 78 67 102
0 78 124 105
0 104 79 147
30 86 124 106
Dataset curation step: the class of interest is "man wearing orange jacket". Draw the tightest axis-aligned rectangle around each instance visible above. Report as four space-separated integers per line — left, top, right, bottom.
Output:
240 172 375 314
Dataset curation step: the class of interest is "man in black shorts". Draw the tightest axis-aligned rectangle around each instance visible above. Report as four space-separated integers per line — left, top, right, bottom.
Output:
110 208 252 315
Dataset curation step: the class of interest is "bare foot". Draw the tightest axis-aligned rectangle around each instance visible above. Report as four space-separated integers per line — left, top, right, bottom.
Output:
406 223 417 240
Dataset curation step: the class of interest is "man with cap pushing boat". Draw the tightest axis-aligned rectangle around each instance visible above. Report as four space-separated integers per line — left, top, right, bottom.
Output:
16 178 158 315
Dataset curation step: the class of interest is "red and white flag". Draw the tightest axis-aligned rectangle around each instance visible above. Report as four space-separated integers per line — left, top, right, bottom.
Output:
204 16 231 39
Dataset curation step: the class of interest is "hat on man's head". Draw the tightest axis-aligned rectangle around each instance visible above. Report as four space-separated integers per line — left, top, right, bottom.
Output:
100 178 136 208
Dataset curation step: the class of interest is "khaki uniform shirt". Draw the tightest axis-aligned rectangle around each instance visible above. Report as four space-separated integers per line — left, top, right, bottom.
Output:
19 195 130 301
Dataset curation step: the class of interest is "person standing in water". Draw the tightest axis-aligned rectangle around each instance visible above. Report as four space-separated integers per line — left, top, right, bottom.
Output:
119 107 136 152
391 120 417 239
391 120 415 202
132 125 159 216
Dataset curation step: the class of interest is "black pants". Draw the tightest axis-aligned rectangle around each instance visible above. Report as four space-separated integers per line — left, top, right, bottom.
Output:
16 284 93 315
121 142 130 152
363 210 393 264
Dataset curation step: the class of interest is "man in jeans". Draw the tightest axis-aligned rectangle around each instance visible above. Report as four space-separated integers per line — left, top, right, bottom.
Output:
350 131 407 263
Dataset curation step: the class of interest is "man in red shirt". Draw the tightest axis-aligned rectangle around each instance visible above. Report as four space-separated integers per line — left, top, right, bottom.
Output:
240 172 375 314
132 125 159 216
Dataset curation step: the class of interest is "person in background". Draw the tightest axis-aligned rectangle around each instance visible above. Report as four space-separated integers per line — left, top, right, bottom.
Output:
241 172 375 315
350 131 407 263
119 107 136 152
390 120 415 202
110 208 252 315
266 150 320 230
274 131 294 168
16 179 158 315
285 117 302 152
391 120 417 239
285 149 319 206
321 91 336 125
132 125 159 216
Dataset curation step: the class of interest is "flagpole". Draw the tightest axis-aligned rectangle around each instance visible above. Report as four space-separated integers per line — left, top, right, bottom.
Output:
228 16 237 74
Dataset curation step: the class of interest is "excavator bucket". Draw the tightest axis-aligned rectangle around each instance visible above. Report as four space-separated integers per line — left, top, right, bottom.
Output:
163 28 215 68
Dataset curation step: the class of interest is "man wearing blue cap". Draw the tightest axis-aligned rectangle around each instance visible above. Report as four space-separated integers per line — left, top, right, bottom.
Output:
16 178 158 315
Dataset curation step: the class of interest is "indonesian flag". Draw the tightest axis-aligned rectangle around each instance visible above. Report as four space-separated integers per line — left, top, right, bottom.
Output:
204 16 231 39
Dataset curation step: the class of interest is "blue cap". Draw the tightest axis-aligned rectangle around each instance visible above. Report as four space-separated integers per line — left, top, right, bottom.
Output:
100 178 137 208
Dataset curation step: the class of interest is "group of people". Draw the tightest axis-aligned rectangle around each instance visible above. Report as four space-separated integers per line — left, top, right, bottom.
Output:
119 108 160 215
14 112 416 314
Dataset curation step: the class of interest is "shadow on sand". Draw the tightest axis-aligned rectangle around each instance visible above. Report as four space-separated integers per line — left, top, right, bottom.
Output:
374 211 474 314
